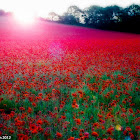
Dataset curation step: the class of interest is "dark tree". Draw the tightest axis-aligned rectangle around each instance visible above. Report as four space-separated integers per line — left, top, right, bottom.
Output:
67 6 85 23
60 13 78 25
118 4 140 33
84 6 104 27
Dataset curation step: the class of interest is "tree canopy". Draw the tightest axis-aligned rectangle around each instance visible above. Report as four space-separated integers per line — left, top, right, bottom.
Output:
57 4 140 33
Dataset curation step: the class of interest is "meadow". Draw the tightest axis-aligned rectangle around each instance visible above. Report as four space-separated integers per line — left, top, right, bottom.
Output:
0 18 140 140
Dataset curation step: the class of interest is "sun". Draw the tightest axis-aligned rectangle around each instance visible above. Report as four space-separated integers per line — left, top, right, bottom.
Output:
12 0 36 24
13 9 36 24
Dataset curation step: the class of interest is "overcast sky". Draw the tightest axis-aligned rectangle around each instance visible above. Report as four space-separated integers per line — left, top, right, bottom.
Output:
0 0 140 17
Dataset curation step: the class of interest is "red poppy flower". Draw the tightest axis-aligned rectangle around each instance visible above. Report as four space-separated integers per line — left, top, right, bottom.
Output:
56 132 62 138
75 119 81 125
67 137 74 140
91 131 99 137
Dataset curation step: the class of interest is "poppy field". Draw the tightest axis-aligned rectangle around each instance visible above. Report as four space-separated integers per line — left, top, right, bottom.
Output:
0 19 140 140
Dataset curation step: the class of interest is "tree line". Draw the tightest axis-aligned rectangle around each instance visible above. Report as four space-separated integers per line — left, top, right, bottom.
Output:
0 4 140 33
48 4 140 34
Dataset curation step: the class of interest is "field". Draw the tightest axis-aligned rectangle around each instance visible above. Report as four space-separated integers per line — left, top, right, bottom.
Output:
0 17 140 140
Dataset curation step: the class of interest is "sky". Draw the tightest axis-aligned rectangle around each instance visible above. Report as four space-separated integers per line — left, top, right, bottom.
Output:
0 0 140 17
